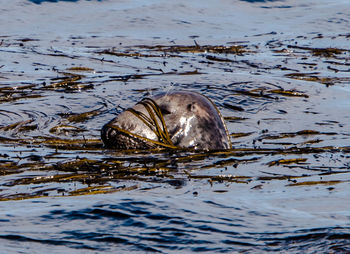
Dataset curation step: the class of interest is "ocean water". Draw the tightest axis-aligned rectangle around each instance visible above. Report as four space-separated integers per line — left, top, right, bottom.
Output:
1 0 350 253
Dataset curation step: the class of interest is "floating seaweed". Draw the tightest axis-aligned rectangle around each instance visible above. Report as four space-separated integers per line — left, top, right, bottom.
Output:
0 119 36 132
268 89 309 98
49 125 87 135
136 43 247 55
267 158 308 167
286 180 345 187
285 72 350 86
287 45 347 58
57 108 105 123
261 130 336 140
66 67 95 72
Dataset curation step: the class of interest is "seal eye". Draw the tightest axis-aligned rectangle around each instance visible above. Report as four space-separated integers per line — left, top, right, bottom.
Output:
187 103 197 112
159 105 171 115
187 103 193 112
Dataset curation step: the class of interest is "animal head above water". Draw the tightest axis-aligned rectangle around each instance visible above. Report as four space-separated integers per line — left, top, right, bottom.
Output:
101 91 232 151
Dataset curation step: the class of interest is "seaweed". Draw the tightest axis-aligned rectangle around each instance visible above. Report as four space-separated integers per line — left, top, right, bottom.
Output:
287 45 347 58
136 44 247 55
267 158 307 167
45 74 94 91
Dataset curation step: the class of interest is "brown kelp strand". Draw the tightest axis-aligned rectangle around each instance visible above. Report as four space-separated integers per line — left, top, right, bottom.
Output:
49 125 87 135
45 74 94 91
286 180 347 187
0 93 42 104
60 108 105 123
0 136 102 150
0 119 36 132
0 84 36 92
0 161 44 176
98 49 178 58
224 116 249 122
260 130 337 140
43 138 102 150
287 45 348 58
285 73 350 86
268 89 309 98
135 44 247 55
201 156 261 169
104 70 203 83
186 173 251 184
230 89 277 99
230 132 254 138
69 185 138 196
267 158 308 167
65 67 95 72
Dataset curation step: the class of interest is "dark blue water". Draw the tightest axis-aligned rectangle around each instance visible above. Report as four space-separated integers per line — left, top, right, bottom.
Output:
1 0 350 253
28 0 102 4
2 190 350 253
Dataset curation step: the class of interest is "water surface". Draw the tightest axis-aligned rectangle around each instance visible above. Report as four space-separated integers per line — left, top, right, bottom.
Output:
1 0 350 253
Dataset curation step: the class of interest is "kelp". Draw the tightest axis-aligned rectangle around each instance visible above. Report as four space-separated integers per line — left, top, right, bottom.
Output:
230 132 254 138
267 158 307 167
66 110 100 123
0 93 42 104
0 142 349 201
98 44 247 61
49 124 87 134
285 72 350 86
0 84 36 92
0 184 138 201
224 116 249 122
287 45 347 58
99 49 175 58
261 130 336 140
201 156 261 169
106 97 178 149
135 43 247 55
186 173 250 184
0 119 36 132
105 69 203 83
286 180 346 187
268 89 309 98
44 73 94 91
69 185 138 196
66 67 95 72
0 136 102 150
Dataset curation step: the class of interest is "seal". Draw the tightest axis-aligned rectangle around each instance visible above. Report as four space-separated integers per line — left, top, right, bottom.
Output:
101 91 231 150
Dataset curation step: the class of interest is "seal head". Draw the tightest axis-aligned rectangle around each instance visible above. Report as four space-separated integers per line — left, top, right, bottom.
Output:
101 91 231 150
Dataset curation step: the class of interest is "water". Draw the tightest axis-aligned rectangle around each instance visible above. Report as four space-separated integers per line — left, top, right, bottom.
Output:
1 0 350 253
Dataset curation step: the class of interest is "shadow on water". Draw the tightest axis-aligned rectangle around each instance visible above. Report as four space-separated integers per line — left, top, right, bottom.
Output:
28 0 102 4
240 0 282 3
